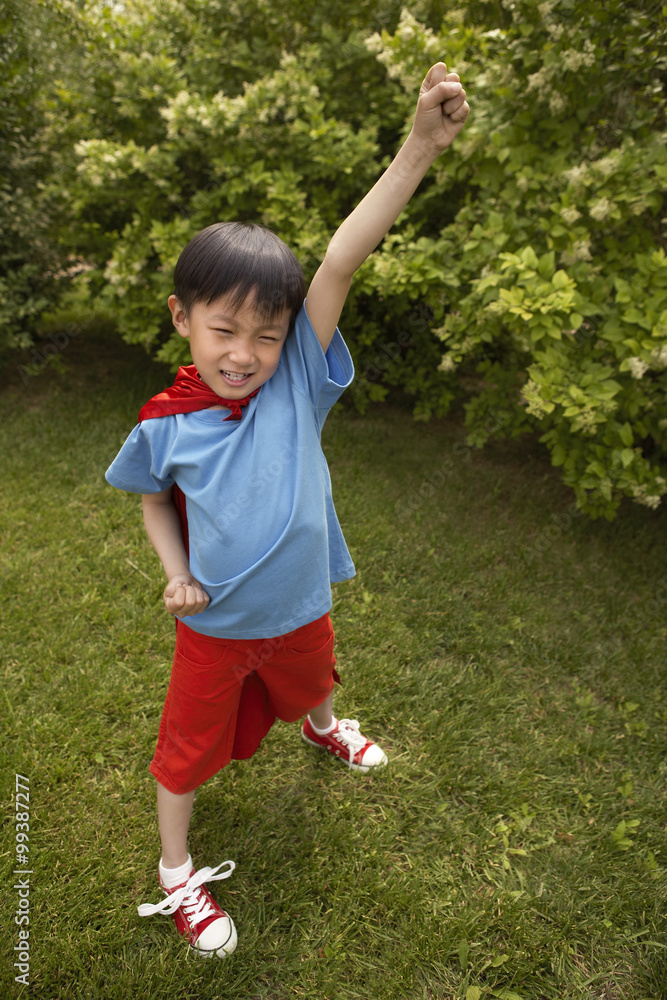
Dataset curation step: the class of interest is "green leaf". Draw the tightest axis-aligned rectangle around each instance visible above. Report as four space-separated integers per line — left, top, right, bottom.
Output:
619 422 634 446
622 308 651 330
466 988 483 1000
537 250 556 279
595 380 622 399
520 245 539 269
552 443 566 466
491 953 509 967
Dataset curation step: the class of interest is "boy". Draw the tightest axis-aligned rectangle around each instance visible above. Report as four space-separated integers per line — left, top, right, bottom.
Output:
106 63 468 957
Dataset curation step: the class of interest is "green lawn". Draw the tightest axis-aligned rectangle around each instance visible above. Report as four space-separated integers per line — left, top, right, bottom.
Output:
1 330 665 1000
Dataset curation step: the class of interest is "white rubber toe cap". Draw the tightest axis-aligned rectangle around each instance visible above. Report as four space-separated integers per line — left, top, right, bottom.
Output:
193 916 238 958
360 744 389 770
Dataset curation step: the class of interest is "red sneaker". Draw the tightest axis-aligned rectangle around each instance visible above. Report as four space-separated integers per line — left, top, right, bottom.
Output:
137 861 237 957
301 717 388 772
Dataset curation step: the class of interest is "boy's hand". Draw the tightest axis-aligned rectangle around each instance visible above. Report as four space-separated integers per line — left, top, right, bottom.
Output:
411 62 469 157
163 573 210 617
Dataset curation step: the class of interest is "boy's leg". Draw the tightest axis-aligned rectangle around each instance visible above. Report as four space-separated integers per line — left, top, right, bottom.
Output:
258 614 388 772
307 691 334 731
139 624 254 957
140 779 237 958
157 783 195 868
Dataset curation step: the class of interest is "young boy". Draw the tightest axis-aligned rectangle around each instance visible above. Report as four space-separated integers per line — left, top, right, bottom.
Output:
106 63 468 957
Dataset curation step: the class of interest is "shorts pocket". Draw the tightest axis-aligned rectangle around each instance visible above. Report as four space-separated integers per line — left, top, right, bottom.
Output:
283 613 334 655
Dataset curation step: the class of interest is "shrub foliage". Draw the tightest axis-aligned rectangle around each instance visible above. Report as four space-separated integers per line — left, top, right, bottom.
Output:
8 0 667 517
0 0 77 351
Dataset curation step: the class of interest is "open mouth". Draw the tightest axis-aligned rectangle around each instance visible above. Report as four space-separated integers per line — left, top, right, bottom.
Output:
220 370 253 385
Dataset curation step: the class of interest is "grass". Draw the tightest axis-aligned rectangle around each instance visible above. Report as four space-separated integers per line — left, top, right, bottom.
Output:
1 328 666 1000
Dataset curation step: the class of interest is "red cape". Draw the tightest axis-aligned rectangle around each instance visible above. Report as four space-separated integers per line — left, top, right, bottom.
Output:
138 364 260 423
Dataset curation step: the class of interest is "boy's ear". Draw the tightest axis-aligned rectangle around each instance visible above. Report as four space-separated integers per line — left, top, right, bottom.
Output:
168 295 190 338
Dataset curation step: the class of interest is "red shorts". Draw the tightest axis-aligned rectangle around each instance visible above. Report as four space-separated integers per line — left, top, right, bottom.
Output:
150 613 338 794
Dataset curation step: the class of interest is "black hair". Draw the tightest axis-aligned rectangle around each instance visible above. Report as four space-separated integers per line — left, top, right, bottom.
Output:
173 222 305 322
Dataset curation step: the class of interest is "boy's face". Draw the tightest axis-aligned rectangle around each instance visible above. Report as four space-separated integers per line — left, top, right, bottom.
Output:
169 290 291 400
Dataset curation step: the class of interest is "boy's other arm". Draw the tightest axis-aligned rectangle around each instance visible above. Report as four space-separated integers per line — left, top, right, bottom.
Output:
305 62 469 353
142 488 210 617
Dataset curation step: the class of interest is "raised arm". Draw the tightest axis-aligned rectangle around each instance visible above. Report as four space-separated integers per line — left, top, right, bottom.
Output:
142 488 210 617
305 62 469 352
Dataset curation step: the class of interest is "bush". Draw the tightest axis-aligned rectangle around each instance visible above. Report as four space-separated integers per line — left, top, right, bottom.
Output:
42 0 667 516
358 1 667 516
0 0 63 354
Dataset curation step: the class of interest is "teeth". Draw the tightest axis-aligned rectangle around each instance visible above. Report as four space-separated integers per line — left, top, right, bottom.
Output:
223 371 248 380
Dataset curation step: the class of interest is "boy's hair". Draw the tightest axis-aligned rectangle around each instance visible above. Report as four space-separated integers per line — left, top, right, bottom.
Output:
173 222 306 322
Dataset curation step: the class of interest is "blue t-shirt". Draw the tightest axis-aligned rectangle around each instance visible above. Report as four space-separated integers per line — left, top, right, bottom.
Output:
106 303 355 639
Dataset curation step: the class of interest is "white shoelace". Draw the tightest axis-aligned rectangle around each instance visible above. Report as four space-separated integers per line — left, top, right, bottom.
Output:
137 860 235 927
333 719 367 763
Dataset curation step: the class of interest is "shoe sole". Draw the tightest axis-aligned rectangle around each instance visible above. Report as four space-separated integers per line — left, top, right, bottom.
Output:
301 731 387 773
